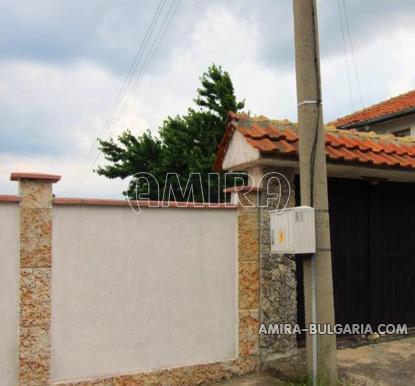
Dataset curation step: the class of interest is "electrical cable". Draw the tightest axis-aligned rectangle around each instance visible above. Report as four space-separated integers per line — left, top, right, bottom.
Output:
341 0 365 109
337 0 354 112
66 0 168 195
70 0 180 195
309 6 320 384
130 0 181 97
72 0 181 195
309 1 321 209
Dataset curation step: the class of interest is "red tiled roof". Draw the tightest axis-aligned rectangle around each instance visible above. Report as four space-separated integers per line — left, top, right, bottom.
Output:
331 90 415 128
215 112 415 171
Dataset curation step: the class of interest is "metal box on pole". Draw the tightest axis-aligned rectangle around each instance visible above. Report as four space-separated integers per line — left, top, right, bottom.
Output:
270 206 316 254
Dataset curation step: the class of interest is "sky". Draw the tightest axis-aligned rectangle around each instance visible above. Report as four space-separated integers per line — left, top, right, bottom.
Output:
1 0 415 198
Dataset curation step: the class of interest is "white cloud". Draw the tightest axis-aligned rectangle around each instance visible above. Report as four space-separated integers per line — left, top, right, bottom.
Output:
142 4 298 122
0 153 128 198
0 4 293 197
1 1 415 198
0 60 146 196
386 28 415 95
321 25 415 121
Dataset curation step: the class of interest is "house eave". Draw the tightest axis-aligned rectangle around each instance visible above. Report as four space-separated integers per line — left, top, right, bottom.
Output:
337 107 415 130
224 155 415 183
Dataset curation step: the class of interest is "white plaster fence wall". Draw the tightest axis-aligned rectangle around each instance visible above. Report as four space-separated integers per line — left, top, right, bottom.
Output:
51 205 238 383
0 202 19 386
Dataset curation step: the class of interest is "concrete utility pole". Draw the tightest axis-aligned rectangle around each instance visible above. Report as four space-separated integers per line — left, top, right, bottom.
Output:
292 1 338 384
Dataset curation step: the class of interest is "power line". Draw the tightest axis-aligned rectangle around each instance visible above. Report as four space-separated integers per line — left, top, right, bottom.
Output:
70 0 181 195
337 0 354 112
103 0 181 126
131 0 181 97
341 0 365 109
66 0 169 195
67 0 167 195
72 0 181 196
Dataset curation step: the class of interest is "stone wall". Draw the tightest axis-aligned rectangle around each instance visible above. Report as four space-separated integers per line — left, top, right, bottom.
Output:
258 168 298 360
4 170 301 385
6 173 261 386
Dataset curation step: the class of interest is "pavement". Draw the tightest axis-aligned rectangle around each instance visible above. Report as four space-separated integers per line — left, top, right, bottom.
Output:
337 336 415 386
208 374 285 386
209 336 415 386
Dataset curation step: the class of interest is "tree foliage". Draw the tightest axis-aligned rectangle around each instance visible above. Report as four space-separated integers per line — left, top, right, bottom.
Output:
96 64 245 201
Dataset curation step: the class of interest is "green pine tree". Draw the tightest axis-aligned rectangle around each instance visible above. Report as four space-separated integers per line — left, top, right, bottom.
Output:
95 64 245 202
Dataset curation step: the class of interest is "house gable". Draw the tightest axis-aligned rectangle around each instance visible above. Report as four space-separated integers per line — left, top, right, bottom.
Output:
216 113 415 182
222 129 260 170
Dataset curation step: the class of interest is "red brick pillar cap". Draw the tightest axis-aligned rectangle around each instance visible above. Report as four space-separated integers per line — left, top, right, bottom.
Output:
10 172 61 183
223 185 262 193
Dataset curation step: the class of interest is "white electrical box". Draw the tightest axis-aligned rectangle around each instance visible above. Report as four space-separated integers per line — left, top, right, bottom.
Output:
270 206 316 254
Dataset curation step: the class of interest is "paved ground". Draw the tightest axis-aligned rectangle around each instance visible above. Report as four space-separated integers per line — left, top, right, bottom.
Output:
209 336 415 386
209 374 285 386
337 336 415 385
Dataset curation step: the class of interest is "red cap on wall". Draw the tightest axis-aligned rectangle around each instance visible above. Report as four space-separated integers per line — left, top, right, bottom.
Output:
10 172 61 183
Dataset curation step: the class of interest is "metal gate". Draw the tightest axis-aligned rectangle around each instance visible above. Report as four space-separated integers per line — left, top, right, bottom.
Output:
296 177 415 336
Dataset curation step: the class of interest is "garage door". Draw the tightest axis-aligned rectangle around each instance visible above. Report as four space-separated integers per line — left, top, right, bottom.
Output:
296 177 415 336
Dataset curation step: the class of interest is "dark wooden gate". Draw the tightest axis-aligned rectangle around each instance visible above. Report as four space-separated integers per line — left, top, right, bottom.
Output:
296 177 415 336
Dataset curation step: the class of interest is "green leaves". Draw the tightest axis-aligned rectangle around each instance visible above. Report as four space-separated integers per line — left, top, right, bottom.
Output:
96 64 245 202
195 64 245 122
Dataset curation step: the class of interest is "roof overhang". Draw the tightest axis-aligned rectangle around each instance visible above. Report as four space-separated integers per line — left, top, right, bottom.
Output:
217 113 415 183
338 108 415 130
225 156 415 183
331 89 415 129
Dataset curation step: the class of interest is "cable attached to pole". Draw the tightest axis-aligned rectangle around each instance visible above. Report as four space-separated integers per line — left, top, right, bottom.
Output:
310 3 320 386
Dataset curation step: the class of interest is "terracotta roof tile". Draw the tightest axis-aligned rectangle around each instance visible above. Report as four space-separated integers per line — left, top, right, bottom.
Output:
400 154 415 168
282 128 298 142
331 89 415 128
247 124 269 139
245 137 278 152
264 126 284 140
215 112 415 171
276 139 298 154
400 144 415 156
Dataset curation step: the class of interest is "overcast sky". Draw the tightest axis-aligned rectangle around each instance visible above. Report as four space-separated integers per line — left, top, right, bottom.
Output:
1 0 414 197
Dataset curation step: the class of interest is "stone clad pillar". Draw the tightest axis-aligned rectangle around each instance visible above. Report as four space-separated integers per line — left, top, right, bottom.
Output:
258 168 297 360
226 186 262 361
11 173 60 386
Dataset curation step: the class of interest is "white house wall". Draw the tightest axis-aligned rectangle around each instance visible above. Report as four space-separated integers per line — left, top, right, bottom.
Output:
0 203 19 386
222 130 260 170
51 205 238 382
368 113 415 136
